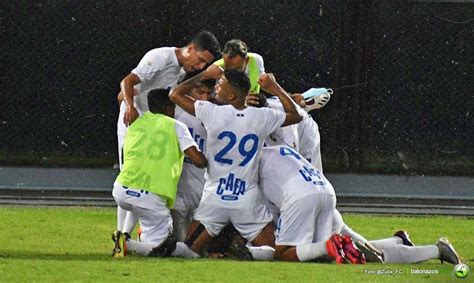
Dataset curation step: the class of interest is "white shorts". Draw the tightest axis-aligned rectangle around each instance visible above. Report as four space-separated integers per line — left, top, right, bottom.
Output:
193 189 273 242
275 193 336 246
112 181 172 245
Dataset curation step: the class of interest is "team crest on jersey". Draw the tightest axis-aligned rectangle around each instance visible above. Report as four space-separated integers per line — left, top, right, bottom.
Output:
216 173 246 201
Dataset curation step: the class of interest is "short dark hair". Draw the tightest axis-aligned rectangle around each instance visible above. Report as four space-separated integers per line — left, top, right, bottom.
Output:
147 89 174 113
223 39 248 58
199 79 216 90
191 31 221 61
223 69 250 99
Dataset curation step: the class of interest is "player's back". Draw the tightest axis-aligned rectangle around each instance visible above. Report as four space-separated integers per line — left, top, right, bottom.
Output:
195 101 285 206
259 146 334 210
174 106 207 209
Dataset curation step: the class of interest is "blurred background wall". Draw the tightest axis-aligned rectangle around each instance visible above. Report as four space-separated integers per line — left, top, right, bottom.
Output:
2 0 472 175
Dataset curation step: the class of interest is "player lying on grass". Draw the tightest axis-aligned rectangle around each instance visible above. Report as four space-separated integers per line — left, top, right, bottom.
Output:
332 210 462 264
111 89 207 257
167 69 302 260
258 145 366 264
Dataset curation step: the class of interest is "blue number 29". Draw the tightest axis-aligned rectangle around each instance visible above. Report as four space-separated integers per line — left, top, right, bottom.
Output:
214 131 259 166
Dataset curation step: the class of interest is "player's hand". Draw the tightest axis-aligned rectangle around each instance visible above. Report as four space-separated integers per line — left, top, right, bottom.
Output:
124 105 139 126
203 64 224 80
291 93 306 108
258 72 277 90
245 94 261 107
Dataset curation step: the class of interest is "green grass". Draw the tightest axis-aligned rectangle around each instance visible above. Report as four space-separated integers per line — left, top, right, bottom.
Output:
0 207 472 282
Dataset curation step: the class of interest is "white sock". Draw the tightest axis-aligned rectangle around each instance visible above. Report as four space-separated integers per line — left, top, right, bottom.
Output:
340 225 369 244
126 239 157 256
383 245 438 263
369 237 403 250
123 212 138 234
171 242 200 258
296 242 328 262
117 206 127 231
247 246 275 261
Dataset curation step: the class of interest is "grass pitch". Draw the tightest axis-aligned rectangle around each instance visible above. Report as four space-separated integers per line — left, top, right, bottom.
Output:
0 206 472 282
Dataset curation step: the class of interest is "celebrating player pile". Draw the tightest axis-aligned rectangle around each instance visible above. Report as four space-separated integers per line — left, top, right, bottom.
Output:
111 33 463 265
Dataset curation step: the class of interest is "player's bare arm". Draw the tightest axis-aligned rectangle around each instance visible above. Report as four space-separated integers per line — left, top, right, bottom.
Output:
120 73 141 126
205 64 224 80
184 146 207 168
169 70 213 116
117 91 123 106
258 73 302 126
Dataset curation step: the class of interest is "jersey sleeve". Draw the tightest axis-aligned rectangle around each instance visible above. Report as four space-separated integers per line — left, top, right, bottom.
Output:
262 108 286 136
194 100 216 127
213 58 225 68
131 48 168 82
253 53 265 73
174 120 199 152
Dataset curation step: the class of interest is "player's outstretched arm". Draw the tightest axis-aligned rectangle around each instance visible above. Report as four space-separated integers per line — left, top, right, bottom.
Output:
184 146 207 168
169 73 203 116
169 66 218 116
258 73 302 126
120 73 141 125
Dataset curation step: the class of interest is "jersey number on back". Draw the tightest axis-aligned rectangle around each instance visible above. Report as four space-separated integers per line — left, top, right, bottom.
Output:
280 146 325 186
214 131 259 166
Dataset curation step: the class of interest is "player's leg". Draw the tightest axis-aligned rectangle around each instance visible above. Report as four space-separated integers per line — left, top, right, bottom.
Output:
382 238 461 264
127 202 173 257
231 192 275 261
274 195 324 262
334 209 389 252
111 182 133 257
115 103 127 235
112 183 174 257
172 197 228 258
122 212 138 236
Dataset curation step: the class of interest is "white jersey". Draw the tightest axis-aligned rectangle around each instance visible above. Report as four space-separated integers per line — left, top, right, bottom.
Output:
131 47 186 112
118 47 186 137
265 97 299 149
174 106 207 211
259 146 335 210
195 101 285 207
265 97 322 171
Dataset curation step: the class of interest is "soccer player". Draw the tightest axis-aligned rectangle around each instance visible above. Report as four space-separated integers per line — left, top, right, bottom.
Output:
114 31 221 239
203 39 265 95
172 79 215 241
112 89 206 257
168 70 302 260
258 145 365 264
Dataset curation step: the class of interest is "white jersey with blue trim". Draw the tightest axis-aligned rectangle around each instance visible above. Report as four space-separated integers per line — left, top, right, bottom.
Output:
195 101 285 207
265 96 322 171
131 47 186 112
174 106 207 211
258 146 335 210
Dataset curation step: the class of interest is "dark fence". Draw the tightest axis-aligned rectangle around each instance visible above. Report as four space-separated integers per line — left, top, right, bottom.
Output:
2 1 472 175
